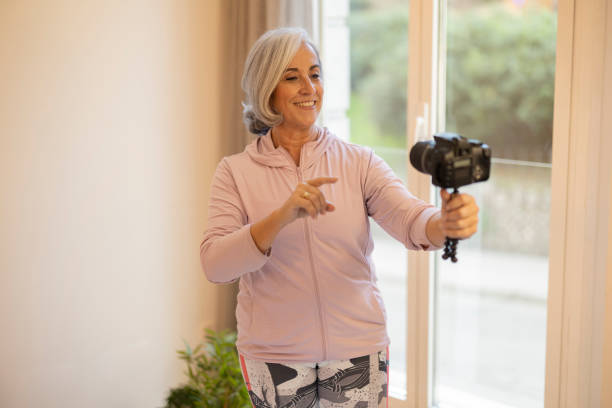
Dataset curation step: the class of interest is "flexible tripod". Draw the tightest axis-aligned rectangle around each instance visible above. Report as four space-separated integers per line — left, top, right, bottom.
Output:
441 188 459 263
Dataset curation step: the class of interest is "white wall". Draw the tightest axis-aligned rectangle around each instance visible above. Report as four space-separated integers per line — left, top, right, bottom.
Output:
0 1 227 406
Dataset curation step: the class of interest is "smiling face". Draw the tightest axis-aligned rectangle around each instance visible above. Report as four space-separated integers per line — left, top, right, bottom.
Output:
270 43 323 131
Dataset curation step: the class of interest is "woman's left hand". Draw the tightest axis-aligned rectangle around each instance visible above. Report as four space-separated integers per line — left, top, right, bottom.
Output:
439 189 479 239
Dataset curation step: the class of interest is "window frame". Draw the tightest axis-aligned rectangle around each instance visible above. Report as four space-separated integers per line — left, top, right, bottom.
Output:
403 0 438 406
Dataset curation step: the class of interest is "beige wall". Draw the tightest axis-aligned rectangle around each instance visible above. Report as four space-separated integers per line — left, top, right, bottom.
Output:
0 1 230 406
601 2 612 403
604 198 612 406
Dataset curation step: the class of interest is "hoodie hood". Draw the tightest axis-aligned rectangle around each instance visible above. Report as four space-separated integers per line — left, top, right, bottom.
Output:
245 127 336 169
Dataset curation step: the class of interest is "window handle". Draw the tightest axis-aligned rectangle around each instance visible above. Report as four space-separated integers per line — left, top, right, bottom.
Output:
414 103 430 142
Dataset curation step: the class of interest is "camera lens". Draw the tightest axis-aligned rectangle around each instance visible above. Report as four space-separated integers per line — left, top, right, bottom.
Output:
409 140 435 174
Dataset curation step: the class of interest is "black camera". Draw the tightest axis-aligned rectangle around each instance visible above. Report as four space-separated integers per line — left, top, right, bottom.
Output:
409 133 491 189
410 133 491 263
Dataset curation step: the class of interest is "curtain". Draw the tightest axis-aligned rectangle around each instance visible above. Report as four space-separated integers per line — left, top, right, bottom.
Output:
216 0 317 330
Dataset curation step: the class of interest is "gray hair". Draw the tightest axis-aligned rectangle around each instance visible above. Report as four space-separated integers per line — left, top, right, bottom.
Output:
241 27 321 135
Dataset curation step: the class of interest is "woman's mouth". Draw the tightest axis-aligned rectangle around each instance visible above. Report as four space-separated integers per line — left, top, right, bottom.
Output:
294 100 317 109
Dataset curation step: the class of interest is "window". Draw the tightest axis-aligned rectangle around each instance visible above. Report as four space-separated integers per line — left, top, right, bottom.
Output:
432 2 556 406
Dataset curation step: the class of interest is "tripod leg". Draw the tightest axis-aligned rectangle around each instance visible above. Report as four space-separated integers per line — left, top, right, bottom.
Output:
442 188 460 262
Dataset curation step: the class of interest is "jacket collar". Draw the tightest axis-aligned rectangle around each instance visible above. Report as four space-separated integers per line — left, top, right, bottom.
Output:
246 127 335 169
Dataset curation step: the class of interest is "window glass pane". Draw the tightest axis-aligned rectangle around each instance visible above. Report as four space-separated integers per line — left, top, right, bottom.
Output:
348 0 409 398
433 1 557 407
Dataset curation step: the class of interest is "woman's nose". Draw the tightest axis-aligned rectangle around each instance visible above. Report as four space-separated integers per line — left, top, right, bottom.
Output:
299 77 316 94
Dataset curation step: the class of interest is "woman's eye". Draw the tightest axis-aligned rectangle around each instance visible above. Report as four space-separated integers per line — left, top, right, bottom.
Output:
311 73 321 79
285 76 298 81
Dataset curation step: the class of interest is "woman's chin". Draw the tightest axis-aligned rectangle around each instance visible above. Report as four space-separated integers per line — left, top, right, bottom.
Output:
283 117 319 131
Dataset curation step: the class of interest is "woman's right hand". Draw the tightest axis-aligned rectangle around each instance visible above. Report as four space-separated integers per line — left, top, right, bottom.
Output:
277 177 338 226
250 177 338 255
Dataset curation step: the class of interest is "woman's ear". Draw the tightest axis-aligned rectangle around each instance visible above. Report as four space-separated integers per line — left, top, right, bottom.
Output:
269 93 278 114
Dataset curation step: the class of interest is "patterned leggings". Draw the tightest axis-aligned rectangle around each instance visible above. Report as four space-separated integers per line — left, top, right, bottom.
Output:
239 347 389 408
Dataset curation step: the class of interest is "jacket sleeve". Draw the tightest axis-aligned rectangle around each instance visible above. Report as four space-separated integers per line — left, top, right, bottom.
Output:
200 158 270 284
362 148 442 251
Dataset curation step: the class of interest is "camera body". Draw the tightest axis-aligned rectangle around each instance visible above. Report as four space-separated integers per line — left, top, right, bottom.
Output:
409 133 491 189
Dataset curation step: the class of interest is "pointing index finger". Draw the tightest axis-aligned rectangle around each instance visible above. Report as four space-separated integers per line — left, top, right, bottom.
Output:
306 177 338 187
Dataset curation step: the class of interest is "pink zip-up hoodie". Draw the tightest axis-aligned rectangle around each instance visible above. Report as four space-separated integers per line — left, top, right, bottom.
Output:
200 128 441 363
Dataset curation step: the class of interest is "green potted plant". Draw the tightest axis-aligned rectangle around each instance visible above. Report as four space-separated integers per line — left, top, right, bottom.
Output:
164 328 250 408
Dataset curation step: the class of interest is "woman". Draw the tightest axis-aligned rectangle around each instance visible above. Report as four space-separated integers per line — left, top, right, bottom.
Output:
201 28 479 407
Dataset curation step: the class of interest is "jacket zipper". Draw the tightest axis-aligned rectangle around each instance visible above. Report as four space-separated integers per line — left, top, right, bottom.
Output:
297 166 328 361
